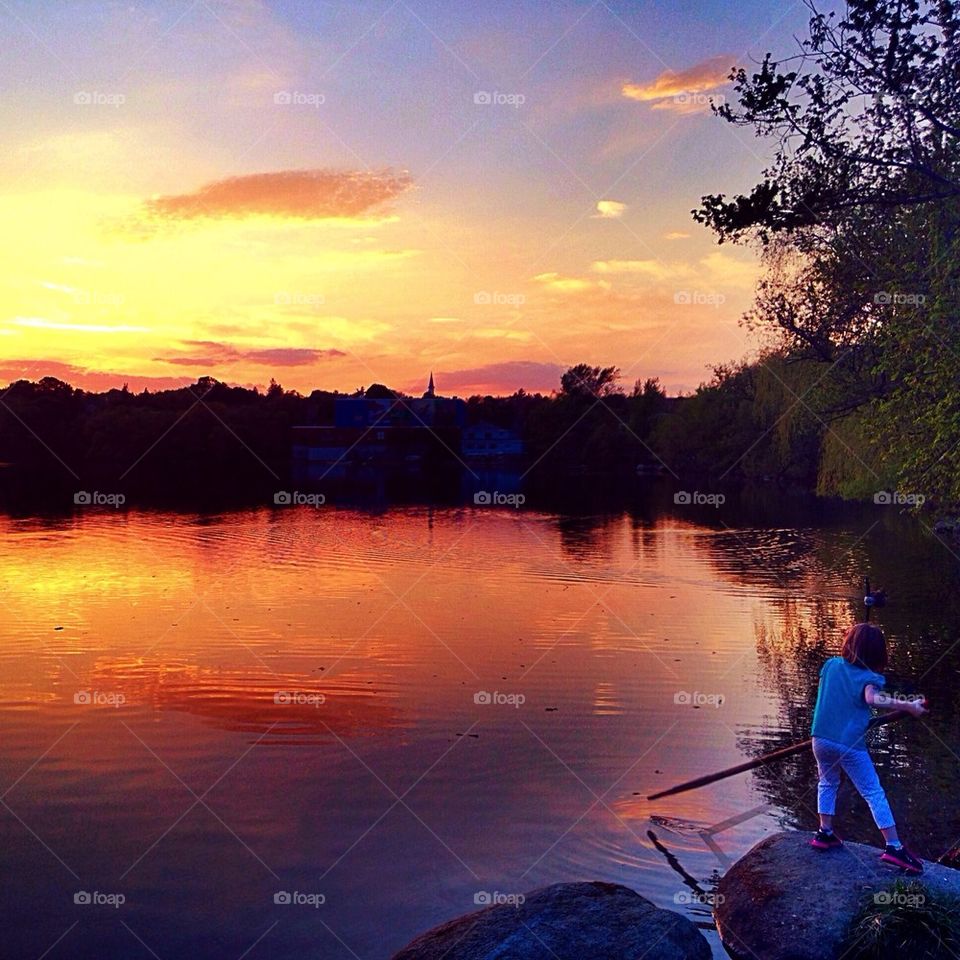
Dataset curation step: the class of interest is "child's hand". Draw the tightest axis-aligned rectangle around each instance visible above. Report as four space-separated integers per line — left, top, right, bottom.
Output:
907 697 928 717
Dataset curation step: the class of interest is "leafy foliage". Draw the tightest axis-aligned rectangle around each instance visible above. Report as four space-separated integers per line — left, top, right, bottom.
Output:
696 0 960 243
693 0 960 506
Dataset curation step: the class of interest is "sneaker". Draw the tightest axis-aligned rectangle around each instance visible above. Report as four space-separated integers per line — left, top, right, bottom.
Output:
810 829 844 850
880 845 924 874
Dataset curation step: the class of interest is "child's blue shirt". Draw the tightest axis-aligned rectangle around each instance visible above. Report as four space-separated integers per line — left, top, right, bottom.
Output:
811 656 885 749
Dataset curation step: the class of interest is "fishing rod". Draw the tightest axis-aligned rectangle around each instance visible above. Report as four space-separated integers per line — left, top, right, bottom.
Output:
647 710 909 801
648 576 900 803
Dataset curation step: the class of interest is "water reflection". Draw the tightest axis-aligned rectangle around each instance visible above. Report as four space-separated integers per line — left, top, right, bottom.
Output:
77 659 403 743
1 491 958 959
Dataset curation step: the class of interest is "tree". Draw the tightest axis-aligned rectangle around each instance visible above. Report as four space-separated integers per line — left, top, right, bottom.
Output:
695 0 960 244
365 383 397 399
559 364 622 400
693 0 960 503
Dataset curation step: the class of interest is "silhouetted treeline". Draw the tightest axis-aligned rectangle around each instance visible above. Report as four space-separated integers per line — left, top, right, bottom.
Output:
468 367 673 477
0 367 692 510
0 349 944 512
0 376 324 508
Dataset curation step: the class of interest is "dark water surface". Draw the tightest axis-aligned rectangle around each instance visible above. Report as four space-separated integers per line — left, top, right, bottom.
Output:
2 490 959 958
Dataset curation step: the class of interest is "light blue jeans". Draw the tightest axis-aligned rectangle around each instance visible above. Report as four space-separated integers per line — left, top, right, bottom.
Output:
813 736 895 829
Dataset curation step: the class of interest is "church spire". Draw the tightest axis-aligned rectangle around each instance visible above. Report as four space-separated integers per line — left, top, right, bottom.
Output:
424 371 436 399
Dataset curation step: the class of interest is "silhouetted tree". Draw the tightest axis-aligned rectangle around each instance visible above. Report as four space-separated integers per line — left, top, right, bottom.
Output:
560 364 622 400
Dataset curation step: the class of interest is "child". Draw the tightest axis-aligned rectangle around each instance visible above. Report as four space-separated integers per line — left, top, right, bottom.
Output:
809 622 927 873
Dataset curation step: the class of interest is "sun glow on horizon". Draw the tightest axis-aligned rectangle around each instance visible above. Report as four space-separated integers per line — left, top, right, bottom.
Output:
0 0 795 396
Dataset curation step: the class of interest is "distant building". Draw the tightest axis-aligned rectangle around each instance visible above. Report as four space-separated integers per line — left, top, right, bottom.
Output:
294 375 506 484
333 390 466 430
292 424 452 481
462 421 523 459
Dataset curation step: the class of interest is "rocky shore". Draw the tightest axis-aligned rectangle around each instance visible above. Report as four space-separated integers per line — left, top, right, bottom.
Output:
391 881 711 959
715 831 960 960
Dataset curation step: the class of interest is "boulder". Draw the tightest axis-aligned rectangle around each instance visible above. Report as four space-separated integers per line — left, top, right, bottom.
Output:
391 881 711 960
715 831 960 960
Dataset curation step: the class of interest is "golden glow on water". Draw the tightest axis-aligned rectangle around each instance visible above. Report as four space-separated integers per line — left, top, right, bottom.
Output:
1 506 950 958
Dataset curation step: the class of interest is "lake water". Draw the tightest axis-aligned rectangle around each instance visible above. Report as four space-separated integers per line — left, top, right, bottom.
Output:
2 489 959 958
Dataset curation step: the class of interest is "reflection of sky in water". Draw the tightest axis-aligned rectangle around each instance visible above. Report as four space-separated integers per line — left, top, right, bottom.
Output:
1 504 958 959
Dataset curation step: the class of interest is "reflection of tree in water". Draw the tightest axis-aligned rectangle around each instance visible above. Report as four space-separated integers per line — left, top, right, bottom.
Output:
552 498 663 564
743 600 850 836
546 489 960 858
656 493 960 860
724 518 960 861
706 528 818 589
554 514 619 561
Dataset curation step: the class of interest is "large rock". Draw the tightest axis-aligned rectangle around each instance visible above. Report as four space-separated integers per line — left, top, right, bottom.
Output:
391 881 711 959
715 831 960 960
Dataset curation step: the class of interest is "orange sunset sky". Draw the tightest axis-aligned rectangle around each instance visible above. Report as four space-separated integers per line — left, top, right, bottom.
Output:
0 0 809 397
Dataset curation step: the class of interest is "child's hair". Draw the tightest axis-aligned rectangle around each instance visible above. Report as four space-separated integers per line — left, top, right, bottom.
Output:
841 622 888 672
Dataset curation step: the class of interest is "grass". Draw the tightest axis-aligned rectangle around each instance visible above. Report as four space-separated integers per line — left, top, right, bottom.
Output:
844 880 960 959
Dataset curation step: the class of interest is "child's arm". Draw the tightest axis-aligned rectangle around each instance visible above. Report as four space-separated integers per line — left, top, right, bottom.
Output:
865 684 928 716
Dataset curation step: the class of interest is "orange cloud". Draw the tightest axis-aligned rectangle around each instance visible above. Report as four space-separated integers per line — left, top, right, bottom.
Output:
154 341 346 367
591 251 758 290
144 168 413 222
622 55 734 112
591 259 675 278
533 272 610 294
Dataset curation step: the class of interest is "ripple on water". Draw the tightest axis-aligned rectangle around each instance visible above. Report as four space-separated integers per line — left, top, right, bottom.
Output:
0 503 944 960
